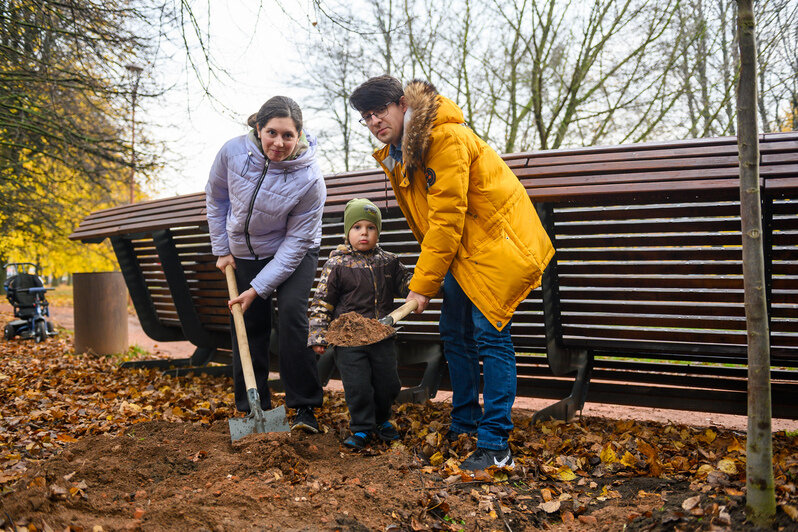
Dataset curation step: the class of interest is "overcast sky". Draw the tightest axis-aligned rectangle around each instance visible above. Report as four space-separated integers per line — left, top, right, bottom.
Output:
142 1 320 198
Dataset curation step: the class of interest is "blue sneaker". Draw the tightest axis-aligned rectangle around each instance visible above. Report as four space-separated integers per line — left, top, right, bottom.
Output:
376 421 400 441
343 431 370 449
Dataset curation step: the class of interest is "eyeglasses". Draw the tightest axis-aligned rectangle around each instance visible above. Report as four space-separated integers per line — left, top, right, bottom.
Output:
358 103 394 126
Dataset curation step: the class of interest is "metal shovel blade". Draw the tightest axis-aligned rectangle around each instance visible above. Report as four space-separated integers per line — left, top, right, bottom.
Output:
229 404 290 442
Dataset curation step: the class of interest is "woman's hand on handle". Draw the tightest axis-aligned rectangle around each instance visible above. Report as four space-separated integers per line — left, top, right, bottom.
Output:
407 291 430 313
228 287 259 314
216 254 235 272
312 345 326 355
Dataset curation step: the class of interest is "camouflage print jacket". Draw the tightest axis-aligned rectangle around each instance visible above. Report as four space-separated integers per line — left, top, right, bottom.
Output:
308 244 412 347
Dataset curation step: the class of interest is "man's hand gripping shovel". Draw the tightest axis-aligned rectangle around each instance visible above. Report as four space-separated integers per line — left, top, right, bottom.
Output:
225 265 290 442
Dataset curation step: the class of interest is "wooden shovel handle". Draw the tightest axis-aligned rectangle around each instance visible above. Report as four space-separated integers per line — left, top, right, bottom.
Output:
225 265 257 392
387 299 419 324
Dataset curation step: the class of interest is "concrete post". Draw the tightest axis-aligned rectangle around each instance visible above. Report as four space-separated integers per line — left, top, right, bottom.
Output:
73 272 128 355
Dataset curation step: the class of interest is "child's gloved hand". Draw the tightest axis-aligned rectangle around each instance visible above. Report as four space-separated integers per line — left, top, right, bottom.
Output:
312 345 326 355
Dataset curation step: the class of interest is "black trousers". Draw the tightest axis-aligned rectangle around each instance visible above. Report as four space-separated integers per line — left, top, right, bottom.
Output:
334 338 401 433
230 248 323 412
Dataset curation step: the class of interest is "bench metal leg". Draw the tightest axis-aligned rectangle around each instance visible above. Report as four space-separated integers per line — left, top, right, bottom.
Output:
121 358 192 370
532 348 593 423
534 201 595 423
395 341 445 404
121 346 222 371
164 364 233 378
317 347 337 387
110 236 185 343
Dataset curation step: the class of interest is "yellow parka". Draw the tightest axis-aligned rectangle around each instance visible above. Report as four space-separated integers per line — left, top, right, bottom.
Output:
373 80 555 331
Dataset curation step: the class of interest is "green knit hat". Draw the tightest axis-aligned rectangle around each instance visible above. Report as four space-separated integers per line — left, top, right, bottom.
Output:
344 198 382 237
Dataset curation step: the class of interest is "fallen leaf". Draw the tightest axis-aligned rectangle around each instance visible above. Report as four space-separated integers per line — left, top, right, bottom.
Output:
49 484 68 499
539 500 561 513
491 470 509 482
717 458 737 475
620 451 637 468
782 504 798 521
696 464 715 478
557 465 576 481
682 495 701 511
636 438 658 461
473 469 491 482
600 444 617 464
727 438 745 454
698 429 717 444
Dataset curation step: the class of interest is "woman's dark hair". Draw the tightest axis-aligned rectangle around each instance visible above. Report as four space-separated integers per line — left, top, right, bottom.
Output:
349 75 404 113
247 96 303 133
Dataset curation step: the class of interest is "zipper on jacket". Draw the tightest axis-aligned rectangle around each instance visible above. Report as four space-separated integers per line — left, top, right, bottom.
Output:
244 160 270 259
365 256 379 317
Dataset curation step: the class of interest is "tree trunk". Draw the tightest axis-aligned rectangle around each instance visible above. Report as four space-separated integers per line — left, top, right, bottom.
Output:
737 0 776 525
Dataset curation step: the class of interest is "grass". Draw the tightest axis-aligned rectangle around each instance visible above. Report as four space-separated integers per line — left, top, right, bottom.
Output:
103 344 152 363
46 285 74 307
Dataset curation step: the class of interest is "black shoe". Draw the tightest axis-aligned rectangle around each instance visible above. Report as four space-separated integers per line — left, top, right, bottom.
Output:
444 429 476 443
376 421 400 441
460 447 515 471
291 407 319 434
343 431 370 449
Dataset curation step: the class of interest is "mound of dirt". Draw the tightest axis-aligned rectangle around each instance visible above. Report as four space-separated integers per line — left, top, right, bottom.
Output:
0 420 421 531
326 311 396 347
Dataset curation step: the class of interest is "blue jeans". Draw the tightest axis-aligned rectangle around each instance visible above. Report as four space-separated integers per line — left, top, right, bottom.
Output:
439 272 516 450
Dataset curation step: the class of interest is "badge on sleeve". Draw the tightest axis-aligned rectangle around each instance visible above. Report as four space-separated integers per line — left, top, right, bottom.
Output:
424 167 436 190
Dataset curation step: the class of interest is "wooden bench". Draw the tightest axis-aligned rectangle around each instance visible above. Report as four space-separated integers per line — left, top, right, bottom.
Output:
70 131 798 419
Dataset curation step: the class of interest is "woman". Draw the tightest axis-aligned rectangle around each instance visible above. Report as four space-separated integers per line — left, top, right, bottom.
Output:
205 96 325 433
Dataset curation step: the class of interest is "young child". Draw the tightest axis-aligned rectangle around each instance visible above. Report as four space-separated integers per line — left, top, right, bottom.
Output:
308 198 412 449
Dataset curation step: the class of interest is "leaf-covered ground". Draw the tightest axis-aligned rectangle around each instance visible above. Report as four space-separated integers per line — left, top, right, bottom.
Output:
1 316 797 531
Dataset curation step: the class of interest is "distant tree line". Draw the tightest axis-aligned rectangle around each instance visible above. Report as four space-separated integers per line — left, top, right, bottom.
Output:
301 0 798 171
0 0 214 276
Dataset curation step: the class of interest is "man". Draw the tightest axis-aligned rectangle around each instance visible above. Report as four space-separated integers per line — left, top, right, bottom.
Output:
349 76 554 470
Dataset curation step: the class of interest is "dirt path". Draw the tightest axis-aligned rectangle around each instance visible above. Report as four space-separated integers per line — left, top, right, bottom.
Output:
5 302 795 433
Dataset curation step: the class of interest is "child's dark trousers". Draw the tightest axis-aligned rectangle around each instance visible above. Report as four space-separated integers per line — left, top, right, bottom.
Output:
334 337 401 433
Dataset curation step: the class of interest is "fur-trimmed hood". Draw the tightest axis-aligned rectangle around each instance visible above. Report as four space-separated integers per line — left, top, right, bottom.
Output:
401 80 466 175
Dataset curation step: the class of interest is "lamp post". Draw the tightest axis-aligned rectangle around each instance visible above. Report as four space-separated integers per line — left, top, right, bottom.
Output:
125 63 143 204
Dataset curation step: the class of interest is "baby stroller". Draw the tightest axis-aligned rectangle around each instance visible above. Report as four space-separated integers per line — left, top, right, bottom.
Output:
3 263 56 343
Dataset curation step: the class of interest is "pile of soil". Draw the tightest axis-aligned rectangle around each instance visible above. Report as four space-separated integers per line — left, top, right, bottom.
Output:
3 406 798 531
0 420 424 530
326 311 395 347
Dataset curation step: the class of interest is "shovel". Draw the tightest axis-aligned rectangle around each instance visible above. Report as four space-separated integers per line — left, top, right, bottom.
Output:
379 299 419 328
326 300 420 347
225 265 290 442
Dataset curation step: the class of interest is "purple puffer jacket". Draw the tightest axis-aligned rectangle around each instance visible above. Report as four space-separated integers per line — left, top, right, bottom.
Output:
205 131 326 298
